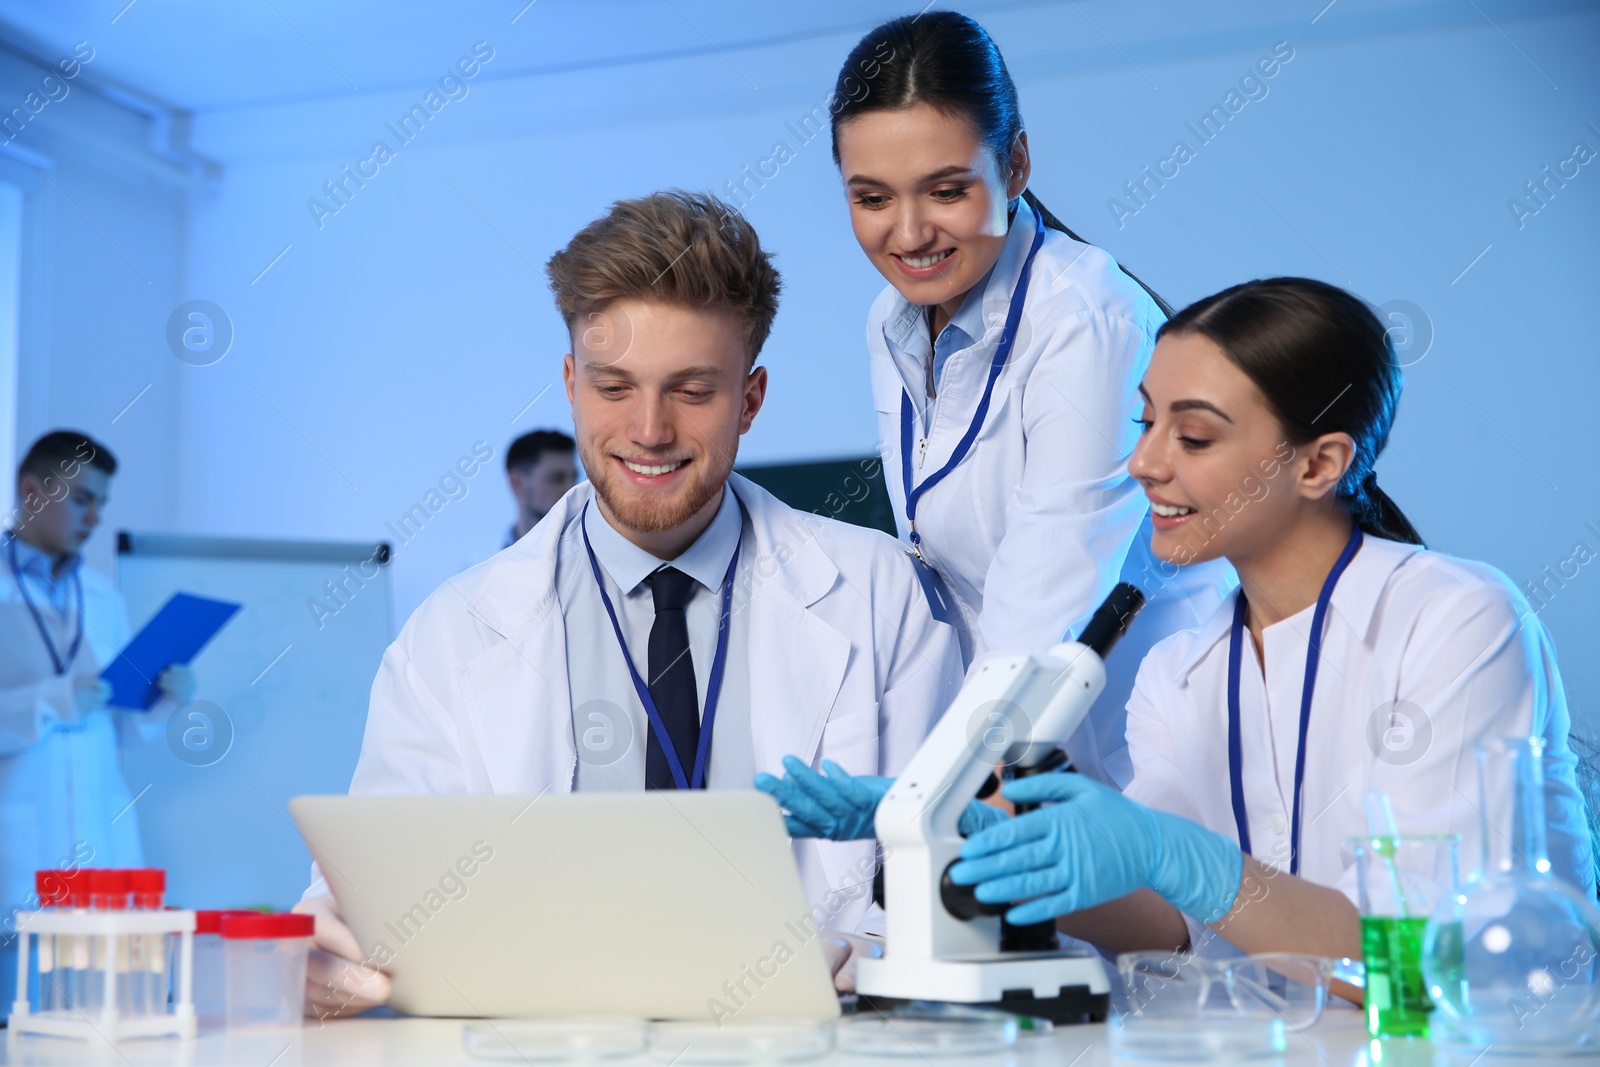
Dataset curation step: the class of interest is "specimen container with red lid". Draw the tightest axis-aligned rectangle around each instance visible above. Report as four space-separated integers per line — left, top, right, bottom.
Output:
220 911 313 1029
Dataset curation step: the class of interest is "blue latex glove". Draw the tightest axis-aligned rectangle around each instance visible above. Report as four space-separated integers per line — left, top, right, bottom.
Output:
948 772 1243 926
755 757 886 839
754 755 1008 840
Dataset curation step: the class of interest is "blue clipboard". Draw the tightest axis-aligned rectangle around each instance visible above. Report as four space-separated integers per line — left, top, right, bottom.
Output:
101 593 241 710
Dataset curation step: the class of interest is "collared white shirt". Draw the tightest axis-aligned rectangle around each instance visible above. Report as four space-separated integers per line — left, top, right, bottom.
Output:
1123 534 1595 909
554 486 754 791
7 535 85 622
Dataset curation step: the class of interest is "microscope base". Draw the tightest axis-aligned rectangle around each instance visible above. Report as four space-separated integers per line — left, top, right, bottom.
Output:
855 953 1111 1024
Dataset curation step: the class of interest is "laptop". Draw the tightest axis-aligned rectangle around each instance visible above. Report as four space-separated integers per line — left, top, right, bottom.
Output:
288 792 841 1022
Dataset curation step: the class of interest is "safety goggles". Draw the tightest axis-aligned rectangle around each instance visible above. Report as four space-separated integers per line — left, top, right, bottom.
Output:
1117 951 1342 1032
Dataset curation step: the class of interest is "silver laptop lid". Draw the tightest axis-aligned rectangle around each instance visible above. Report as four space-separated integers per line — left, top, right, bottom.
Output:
289 792 841 1022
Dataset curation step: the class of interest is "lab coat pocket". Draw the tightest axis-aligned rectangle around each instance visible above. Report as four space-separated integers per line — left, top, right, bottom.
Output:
818 707 879 776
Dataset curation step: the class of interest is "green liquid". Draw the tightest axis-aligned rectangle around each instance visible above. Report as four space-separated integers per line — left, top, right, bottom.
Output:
1361 916 1433 1038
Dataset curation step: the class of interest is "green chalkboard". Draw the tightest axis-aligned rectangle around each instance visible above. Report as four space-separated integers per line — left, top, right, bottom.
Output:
735 455 897 536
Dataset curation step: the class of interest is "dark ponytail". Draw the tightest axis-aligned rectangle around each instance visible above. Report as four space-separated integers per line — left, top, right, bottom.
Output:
1019 189 1174 317
1359 473 1424 548
829 12 1173 317
1161 278 1424 546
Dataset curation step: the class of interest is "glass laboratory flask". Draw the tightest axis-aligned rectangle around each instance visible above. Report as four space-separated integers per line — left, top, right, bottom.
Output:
1421 736 1600 1051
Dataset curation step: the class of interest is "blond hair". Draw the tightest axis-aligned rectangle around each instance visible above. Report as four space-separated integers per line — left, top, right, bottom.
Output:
545 190 781 362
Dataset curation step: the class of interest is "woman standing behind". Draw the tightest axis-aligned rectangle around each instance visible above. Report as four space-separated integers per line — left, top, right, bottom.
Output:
831 12 1232 784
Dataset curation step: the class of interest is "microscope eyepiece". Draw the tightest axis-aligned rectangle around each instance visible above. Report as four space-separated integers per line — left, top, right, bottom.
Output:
1077 582 1146 659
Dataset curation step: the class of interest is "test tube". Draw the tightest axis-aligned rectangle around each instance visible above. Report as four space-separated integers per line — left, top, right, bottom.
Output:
128 869 166 1016
88 869 130 1015
61 868 92 1012
32 871 66 1012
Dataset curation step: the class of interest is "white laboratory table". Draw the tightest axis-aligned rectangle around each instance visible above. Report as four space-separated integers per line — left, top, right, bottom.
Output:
2 1013 1496 1066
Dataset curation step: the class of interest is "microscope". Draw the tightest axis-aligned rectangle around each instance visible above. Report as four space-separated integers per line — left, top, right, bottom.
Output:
855 583 1146 1023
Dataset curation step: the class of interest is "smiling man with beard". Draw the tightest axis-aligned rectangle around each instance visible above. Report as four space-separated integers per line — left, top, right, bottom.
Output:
296 190 963 1018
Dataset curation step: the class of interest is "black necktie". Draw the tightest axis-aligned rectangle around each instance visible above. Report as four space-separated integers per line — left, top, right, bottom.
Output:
644 566 700 789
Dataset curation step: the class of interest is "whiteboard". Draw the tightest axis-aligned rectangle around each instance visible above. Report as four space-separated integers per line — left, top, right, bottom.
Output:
116 532 392 911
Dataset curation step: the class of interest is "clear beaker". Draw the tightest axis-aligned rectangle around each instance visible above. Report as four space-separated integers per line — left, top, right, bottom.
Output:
1351 834 1459 1039
1422 736 1600 1052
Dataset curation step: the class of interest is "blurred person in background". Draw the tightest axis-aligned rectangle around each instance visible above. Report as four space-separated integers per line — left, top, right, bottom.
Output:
502 429 578 549
0 431 194 1022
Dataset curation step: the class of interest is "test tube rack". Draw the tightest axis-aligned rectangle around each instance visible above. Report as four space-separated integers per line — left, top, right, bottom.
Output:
8 908 197 1042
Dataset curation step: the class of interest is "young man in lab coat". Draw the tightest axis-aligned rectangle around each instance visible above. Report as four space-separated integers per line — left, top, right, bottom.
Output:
297 191 964 1018
0 432 194 1021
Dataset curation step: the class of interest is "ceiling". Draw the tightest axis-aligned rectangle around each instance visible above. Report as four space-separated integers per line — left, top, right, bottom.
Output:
0 0 1040 113
0 0 1581 117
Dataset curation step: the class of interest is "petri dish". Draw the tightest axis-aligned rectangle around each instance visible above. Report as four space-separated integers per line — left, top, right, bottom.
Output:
647 1018 835 1063
837 1013 1017 1057
1109 1013 1286 1061
463 1017 648 1061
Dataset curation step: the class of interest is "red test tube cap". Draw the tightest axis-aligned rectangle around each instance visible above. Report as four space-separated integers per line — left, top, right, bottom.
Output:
89 868 130 908
34 870 68 905
60 868 91 906
127 869 165 893
128 868 166 908
89 868 129 893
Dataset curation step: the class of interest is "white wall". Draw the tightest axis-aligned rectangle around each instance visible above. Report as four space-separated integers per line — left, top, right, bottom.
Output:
8 0 1599 727
171 1 1600 718
0 179 21 515
0 41 192 577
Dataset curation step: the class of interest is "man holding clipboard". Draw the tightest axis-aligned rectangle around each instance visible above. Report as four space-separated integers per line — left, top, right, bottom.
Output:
0 432 201 1021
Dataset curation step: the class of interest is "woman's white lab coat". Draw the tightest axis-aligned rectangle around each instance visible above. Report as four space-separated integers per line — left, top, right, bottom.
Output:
867 196 1235 787
328 475 964 934
1124 535 1595 928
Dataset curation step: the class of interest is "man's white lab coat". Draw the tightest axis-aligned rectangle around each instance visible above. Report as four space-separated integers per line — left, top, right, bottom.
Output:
329 475 964 932
0 549 150 1018
0 557 145 904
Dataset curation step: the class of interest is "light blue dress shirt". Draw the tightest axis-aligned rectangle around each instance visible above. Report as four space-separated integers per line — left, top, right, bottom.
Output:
554 485 754 791
5 534 83 621
888 264 998 437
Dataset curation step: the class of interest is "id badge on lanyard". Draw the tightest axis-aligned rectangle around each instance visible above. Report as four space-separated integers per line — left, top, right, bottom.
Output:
910 557 961 627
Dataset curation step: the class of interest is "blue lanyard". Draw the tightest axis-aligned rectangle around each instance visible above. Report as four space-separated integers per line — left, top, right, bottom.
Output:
579 500 742 790
5 532 86 677
899 208 1047 561
1227 526 1363 876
